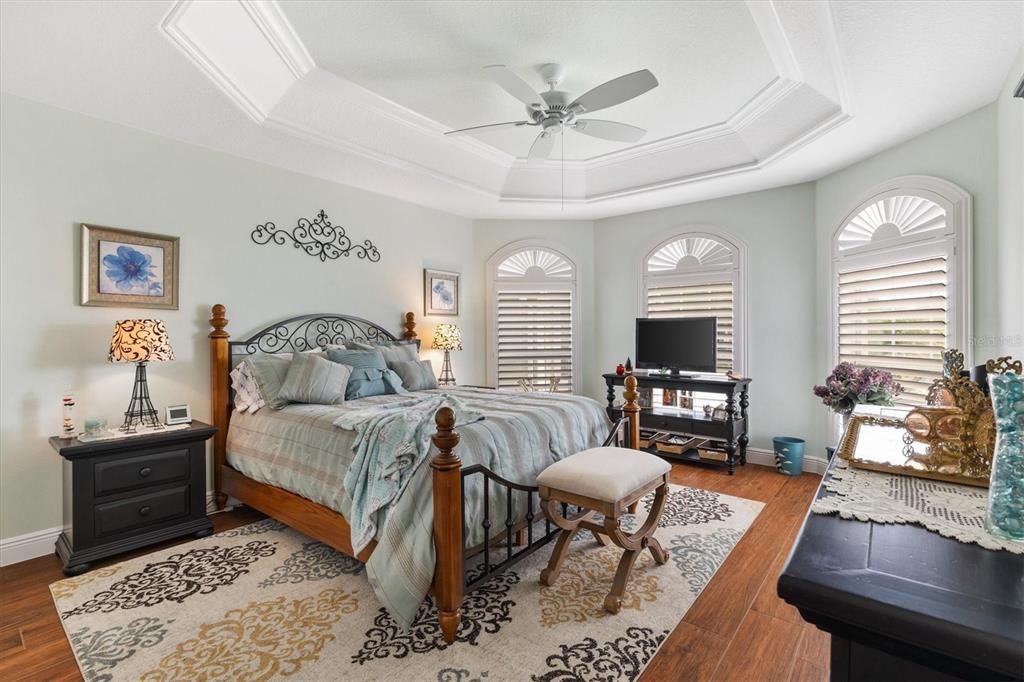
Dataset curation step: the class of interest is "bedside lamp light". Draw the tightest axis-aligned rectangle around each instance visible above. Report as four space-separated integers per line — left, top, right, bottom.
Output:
109 319 175 433
432 323 462 386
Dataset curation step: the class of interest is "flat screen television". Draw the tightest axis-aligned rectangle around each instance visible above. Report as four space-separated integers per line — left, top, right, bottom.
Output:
635 317 717 374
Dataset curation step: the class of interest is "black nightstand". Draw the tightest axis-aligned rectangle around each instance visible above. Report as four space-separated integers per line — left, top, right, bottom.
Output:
49 421 216 576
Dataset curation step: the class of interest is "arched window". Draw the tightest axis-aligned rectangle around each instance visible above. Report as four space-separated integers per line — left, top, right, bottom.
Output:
642 229 745 373
832 176 972 405
487 242 577 392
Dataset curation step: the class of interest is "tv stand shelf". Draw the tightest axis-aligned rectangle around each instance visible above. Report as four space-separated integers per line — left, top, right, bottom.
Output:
603 372 751 474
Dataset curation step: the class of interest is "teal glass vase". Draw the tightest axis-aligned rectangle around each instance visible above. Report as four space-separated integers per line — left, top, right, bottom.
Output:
986 372 1024 541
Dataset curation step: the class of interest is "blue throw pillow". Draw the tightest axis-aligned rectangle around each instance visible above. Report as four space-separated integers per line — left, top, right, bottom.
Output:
345 367 408 400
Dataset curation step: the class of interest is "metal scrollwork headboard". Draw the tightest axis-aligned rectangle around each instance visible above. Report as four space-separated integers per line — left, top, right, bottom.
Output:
231 313 409 358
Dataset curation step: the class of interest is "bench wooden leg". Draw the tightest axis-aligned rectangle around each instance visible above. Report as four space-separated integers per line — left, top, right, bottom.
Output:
592 530 610 546
540 525 578 586
604 548 640 614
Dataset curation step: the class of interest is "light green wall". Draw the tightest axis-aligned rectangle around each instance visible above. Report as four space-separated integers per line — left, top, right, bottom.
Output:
0 94 482 542
996 47 1024 350
593 184 821 455
1 90 1013 547
812 104 1001 449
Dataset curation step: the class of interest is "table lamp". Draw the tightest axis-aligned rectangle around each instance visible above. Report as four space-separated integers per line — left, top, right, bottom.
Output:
109 319 175 433
432 323 462 386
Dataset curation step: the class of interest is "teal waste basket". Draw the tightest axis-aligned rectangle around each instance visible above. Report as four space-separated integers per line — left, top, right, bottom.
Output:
772 437 805 476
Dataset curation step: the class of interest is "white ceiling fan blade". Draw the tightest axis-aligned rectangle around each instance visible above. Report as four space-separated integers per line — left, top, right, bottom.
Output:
569 69 658 114
528 131 555 160
483 65 545 110
573 119 647 142
445 121 530 136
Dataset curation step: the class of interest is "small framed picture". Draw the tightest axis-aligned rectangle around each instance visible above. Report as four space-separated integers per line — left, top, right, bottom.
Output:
712 405 731 421
82 224 179 309
424 268 459 316
662 389 677 407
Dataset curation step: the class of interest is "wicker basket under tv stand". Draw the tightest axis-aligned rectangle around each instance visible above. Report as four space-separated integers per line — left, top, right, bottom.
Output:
603 372 751 474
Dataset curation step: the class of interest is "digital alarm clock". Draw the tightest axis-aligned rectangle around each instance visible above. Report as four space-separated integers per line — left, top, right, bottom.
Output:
165 404 192 425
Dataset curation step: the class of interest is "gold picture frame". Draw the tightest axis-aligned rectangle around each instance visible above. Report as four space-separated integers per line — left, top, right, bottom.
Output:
81 224 179 309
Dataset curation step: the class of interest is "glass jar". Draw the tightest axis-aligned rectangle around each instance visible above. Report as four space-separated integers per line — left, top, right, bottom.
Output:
986 373 1024 541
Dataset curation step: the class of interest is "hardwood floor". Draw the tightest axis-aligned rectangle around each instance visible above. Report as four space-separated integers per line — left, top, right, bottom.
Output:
0 464 826 681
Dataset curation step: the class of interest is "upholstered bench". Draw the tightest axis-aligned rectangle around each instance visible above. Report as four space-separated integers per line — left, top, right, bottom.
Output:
537 446 671 613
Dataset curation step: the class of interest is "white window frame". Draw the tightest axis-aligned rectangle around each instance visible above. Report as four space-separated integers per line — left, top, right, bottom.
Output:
486 240 580 392
639 227 748 375
829 175 973 406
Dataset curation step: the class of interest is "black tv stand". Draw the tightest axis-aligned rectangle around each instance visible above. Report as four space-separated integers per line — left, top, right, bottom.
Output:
603 372 751 474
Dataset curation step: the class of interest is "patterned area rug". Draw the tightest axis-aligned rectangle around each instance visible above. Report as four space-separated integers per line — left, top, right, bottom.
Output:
51 484 762 681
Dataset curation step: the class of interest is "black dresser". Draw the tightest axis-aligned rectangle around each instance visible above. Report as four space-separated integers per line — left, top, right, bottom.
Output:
49 421 216 575
778 459 1024 681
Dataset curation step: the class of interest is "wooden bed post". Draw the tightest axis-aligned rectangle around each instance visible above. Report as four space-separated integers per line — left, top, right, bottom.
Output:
431 406 463 644
402 311 417 341
623 374 641 450
209 304 230 510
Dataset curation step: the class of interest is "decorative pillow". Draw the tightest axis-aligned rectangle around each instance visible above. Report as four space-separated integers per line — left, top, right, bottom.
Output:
345 367 408 400
277 352 352 406
247 351 324 409
230 360 266 413
326 348 388 371
390 359 438 391
347 340 419 365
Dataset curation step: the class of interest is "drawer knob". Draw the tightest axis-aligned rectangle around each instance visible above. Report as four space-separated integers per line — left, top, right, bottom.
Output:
138 467 152 478
138 506 151 517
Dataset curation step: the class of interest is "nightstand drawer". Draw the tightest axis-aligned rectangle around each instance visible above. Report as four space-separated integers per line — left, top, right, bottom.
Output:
94 449 189 496
94 485 190 537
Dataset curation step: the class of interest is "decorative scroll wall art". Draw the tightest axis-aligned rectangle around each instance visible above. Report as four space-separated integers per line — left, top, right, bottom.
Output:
251 210 381 263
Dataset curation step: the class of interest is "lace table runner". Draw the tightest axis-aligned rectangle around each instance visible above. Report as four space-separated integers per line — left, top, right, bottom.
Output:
811 461 1024 554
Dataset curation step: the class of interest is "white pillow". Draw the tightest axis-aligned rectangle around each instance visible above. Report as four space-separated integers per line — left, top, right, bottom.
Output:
230 360 266 413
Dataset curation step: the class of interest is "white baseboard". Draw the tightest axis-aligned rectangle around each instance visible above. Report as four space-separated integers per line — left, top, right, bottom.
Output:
746 447 828 475
0 525 62 567
0 492 239 568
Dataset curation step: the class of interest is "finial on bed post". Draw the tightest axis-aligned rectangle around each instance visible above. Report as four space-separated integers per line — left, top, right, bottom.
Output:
623 374 641 451
209 304 230 509
431 406 463 644
402 311 417 340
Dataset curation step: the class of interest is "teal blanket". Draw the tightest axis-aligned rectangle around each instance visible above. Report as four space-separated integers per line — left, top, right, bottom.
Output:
335 394 484 555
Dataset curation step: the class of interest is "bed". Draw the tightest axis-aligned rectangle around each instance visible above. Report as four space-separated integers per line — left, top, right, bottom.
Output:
209 304 642 641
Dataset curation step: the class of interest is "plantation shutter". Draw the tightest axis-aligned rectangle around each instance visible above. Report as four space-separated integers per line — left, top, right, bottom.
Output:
496 289 573 392
645 281 734 372
837 255 948 405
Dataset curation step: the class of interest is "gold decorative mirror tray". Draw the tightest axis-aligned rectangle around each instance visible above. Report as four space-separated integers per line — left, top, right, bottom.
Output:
836 414 989 488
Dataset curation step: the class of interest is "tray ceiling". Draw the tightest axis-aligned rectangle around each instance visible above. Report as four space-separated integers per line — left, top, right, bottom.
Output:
1 0 1020 219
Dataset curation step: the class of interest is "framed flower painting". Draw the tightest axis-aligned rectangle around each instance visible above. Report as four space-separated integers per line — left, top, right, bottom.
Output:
81 224 179 309
423 268 459 316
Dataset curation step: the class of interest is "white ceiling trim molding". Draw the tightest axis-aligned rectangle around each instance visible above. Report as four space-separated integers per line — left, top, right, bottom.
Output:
160 0 852 209
238 0 314 80
745 0 804 82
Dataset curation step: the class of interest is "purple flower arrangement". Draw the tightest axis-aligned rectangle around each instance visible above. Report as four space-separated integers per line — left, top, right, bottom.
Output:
813 362 904 415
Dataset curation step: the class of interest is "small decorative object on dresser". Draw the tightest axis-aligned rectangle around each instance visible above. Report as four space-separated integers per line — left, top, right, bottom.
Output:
165 404 192 425
424 268 460 316
615 363 625 376
81 224 179 309
986 371 1024 541
49 421 216 575
109 319 175 433
432 323 462 386
711 404 729 421
61 388 76 437
813 362 903 432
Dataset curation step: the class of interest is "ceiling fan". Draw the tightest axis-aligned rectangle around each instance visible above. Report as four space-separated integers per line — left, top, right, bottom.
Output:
445 63 658 160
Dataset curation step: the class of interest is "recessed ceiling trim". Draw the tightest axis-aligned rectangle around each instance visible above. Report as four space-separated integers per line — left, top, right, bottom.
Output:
160 1 270 123
160 0 854 208
238 0 314 79
744 0 804 81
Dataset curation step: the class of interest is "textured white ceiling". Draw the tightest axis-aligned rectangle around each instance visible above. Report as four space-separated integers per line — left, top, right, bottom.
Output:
281 0 778 159
0 0 1021 220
